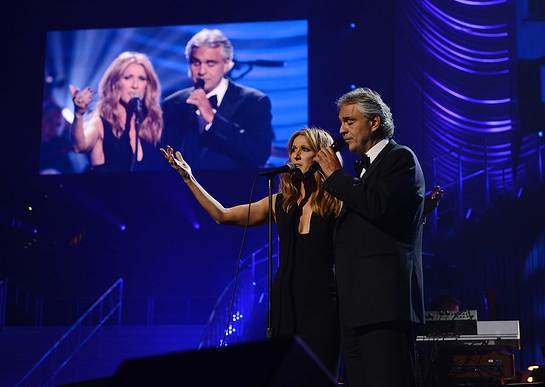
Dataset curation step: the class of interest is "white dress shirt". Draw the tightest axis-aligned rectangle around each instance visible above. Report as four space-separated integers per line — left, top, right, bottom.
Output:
359 138 389 178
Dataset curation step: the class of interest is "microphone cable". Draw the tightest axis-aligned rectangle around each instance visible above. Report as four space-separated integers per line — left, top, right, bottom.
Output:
218 173 259 348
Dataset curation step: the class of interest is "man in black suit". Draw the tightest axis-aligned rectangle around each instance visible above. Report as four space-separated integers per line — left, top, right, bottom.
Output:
314 87 425 387
162 28 273 169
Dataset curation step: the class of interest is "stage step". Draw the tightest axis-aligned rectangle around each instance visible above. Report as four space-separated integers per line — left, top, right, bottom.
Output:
0 324 204 387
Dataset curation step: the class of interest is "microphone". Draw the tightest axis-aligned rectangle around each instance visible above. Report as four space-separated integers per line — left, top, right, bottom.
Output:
258 162 298 177
128 94 144 126
128 93 144 172
194 78 205 90
304 137 346 178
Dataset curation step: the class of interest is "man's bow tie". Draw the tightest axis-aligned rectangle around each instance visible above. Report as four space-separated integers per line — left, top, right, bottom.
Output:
354 154 371 176
208 95 218 110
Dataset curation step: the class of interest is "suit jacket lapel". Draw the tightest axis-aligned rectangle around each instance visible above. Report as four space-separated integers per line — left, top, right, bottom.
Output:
216 80 240 120
333 140 397 234
361 139 397 181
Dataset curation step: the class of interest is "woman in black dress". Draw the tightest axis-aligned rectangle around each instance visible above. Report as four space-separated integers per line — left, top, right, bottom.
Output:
161 127 342 373
70 51 163 172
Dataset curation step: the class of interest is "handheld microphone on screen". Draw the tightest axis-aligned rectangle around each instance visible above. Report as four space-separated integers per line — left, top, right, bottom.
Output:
192 79 207 115
258 162 299 177
303 137 346 178
194 78 205 90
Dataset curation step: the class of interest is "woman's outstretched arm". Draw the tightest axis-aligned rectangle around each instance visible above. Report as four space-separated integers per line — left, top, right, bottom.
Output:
161 146 273 226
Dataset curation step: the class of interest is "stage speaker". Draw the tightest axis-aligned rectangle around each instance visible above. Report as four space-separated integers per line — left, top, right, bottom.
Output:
109 336 335 386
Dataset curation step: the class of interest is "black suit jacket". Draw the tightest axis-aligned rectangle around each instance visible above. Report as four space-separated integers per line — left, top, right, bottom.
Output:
323 140 425 327
161 80 273 169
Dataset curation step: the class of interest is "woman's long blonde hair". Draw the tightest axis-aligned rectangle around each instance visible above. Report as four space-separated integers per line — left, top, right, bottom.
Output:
279 127 342 217
94 51 163 145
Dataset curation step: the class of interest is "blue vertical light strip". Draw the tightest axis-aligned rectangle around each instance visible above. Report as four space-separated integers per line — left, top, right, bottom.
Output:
541 65 545 103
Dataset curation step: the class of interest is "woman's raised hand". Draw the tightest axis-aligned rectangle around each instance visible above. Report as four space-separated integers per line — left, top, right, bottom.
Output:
69 85 93 116
160 145 192 180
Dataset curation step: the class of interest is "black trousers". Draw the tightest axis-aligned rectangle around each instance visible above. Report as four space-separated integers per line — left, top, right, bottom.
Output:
341 321 417 387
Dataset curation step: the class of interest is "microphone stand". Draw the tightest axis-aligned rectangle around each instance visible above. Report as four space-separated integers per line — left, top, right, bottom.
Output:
130 102 142 172
266 174 273 339
259 166 298 339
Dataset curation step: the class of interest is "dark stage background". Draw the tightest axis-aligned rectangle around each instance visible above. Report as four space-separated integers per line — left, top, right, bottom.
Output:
2 0 545 383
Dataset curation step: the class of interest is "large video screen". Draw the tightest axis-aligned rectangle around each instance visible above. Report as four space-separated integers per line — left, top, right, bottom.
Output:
39 20 308 174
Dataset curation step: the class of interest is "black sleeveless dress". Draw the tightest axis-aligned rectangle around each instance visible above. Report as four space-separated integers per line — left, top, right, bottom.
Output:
272 194 340 373
91 103 162 173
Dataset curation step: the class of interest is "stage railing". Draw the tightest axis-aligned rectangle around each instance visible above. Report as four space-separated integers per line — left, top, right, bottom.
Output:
15 278 123 387
431 133 545 231
198 242 279 349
